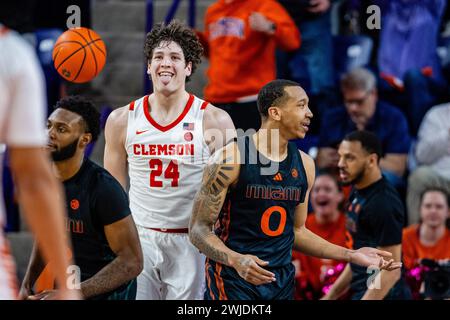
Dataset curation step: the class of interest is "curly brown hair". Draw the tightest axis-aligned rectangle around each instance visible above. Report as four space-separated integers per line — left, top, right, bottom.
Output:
144 20 203 82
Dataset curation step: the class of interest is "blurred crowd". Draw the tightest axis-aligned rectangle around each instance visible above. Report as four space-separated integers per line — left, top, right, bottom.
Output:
2 0 449 300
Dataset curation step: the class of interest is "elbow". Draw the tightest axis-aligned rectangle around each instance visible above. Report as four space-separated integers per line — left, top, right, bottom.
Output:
126 252 143 278
188 227 200 249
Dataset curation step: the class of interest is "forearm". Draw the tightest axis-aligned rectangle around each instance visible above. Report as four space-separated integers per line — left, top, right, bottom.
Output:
324 264 352 299
189 225 240 267
80 255 140 299
294 227 353 262
361 269 400 300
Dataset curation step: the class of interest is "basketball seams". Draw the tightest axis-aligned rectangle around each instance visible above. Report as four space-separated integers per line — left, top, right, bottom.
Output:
71 29 105 56
72 47 87 82
54 40 84 48
87 29 106 56
53 28 106 83
53 41 82 62
55 43 86 71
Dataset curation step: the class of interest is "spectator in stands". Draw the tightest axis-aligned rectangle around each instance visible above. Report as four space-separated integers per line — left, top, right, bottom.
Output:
377 0 448 136
407 103 450 225
317 68 410 187
196 0 300 132
277 0 336 125
292 170 349 300
403 188 450 299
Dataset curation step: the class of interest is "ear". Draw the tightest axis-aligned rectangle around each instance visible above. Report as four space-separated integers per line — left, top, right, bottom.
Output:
185 61 192 77
79 133 92 147
368 153 378 167
267 106 281 121
147 62 151 75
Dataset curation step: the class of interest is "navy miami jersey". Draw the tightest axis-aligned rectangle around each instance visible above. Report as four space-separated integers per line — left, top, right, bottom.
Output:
215 136 308 268
64 158 136 300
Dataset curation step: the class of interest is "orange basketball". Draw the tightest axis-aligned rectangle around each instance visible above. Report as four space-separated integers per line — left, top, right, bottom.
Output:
52 27 106 83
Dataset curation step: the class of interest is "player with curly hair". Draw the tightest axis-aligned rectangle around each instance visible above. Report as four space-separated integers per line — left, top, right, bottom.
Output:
104 20 235 300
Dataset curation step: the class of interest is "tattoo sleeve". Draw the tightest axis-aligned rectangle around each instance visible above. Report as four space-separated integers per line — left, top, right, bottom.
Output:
189 157 237 266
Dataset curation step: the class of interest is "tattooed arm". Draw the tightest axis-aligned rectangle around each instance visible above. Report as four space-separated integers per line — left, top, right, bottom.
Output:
189 143 276 286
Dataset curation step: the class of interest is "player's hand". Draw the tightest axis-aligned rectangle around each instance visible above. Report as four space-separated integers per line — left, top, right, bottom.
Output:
307 0 331 13
232 254 276 286
249 12 275 35
349 247 402 271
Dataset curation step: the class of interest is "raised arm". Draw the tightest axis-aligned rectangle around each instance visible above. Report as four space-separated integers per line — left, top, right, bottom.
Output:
189 143 275 286
104 106 129 190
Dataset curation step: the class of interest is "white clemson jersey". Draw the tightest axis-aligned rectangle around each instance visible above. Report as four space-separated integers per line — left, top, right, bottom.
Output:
125 94 211 228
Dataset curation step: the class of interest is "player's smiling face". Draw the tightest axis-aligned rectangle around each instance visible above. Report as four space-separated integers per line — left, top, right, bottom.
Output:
280 86 313 139
148 40 192 95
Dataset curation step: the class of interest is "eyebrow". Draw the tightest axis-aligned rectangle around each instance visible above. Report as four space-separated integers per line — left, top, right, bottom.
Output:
47 119 70 127
153 50 183 55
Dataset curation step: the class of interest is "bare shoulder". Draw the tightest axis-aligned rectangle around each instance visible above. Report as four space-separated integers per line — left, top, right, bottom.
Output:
104 105 129 147
207 140 241 186
298 149 315 186
202 103 236 153
106 105 128 129
203 103 235 132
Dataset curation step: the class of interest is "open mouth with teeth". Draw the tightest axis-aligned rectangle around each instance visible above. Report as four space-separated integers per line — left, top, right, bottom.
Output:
300 122 310 131
316 199 330 207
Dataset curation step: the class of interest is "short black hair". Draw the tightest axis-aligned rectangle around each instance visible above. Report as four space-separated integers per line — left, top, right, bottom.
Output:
54 95 100 142
257 79 300 118
144 20 203 82
343 130 383 162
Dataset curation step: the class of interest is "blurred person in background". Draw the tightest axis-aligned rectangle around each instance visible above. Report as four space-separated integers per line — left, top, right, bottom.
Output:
292 170 350 300
0 7 80 299
196 0 300 132
407 103 450 225
317 68 410 188
403 188 450 299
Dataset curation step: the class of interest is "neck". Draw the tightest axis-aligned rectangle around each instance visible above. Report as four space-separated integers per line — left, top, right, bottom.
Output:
152 90 188 110
355 166 382 189
420 223 446 246
255 122 288 161
53 153 85 181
